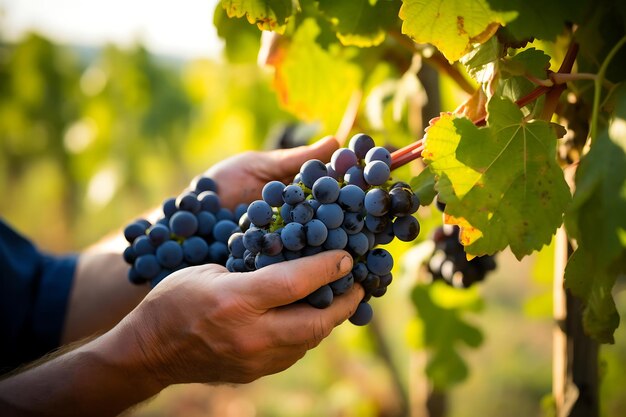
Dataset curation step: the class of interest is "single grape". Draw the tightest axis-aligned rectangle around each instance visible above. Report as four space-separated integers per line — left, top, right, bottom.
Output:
135 254 161 279
183 236 209 264
347 233 369 256
367 248 394 275
316 203 344 229
123 246 137 264
372 286 387 297
330 273 354 295
262 232 284 256
213 220 239 244
363 160 390 186
133 235 155 256
389 187 413 217
349 302 373 326
262 181 286 207
330 148 358 176
207 241 229 264
304 219 328 247
344 166 367 190
244 250 257 270
342 212 364 235
156 241 184 269
352 262 368 283
374 221 395 245
198 191 221 214
243 227 265 254
365 214 388 234
349 133 375 159
234 203 248 221
363 229 376 250
135 219 152 229
196 211 217 237
148 224 171 245
325 163 339 180
281 222 306 251
323 227 348 250
312 176 340 204
128 267 145 285
170 211 198 238
228 232 246 258
280 203 294 224
364 146 391 167
362 273 381 293
216 208 235 222
393 216 420 242
176 192 201 213
364 188 390 216
238 212 251 232
300 159 328 188
290 202 315 224
379 272 393 287
192 176 217 193
282 184 305 205
306 285 333 309
247 200 274 227
162 197 177 218
337 184 365 213
124 222 147 243
231 258 247 273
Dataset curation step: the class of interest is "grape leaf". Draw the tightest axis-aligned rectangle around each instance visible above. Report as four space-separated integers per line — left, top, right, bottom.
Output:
423 96 571 259
485 0 588 41
398 0 517 62
411 283 483 389
459 36 503 84
410 168 437 205
214 3 262 63
563 88 626 342
221 0 293 32
317 0 401 47
497 48 551 114
270 18 363 131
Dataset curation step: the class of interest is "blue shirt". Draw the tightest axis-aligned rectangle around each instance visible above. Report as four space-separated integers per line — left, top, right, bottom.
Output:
0 219 77 374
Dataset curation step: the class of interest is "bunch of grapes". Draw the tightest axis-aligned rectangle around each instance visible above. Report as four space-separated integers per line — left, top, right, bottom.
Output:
122 176 248 287
227 134 421 325
427 225 497 288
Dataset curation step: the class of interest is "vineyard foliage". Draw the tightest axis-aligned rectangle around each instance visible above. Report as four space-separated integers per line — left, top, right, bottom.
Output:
214 0 626 354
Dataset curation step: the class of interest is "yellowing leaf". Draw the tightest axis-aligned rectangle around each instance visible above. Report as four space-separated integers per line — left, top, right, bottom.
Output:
423 96 571 259
399 0 517 62
270 19 363 131
221 0 293 32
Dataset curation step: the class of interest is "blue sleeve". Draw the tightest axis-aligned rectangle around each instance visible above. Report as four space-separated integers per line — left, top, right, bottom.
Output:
0 219 77 374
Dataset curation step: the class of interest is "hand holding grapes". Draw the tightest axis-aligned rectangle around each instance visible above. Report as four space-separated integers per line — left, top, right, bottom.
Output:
125 249 362 386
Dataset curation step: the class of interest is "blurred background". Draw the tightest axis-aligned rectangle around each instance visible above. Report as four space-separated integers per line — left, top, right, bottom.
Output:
1 1 625 416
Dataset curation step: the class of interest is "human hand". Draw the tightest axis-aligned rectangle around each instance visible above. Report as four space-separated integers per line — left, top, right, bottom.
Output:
124 249 362 386
204 136 339 210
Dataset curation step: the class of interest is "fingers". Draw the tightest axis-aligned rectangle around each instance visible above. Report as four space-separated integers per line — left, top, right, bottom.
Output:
271 135 339 178
238 250 353 309
262 283 365 349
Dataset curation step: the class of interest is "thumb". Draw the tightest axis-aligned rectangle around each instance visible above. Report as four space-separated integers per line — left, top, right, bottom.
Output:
272 135 339 178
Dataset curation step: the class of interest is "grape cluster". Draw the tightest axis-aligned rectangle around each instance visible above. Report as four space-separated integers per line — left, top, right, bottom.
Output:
427 225 497 288
122 176 248 287
227 134 421 325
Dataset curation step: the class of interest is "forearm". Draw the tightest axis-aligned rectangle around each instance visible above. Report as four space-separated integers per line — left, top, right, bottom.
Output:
0 321 163 417
62 231 150 344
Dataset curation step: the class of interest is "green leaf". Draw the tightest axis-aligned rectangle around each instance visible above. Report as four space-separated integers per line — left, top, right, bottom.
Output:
563 86 626 343
410 168 437 205
221 0 293 32
485 0 588 41
317 0 401 47
213 3 262 63
399 0 517 62
423 96 571 259
459 36 503 84
497 48 551 114
271 18 363 130
411 283 483 389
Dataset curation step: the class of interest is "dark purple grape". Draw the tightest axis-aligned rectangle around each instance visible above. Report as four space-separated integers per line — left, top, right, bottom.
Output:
124 221 148 243
282 184 305 205
133 235 155 256
364 188 390 216
304 219 328 247
262 232 284 256
192 176 217 193
243 227 265 254
364 160 390 186
148 224 170 245
344 165 367 190
306 285 333 309
364 146 391 167
262 181 286 207
300 159 327 189
393 216 420 242
247 200 274 227
281 222 306 251
366 248 394 275
312 176 340 204
316 203 344 229
349 133 375 159
228 232 246 258
330 273 354 295
183 236 209 264
337 185 365 213
156 241 184 269
135 254 161 279
323 227 348 250
330 148 358 176
176 192 201 213
349 302 373 326
291 202 315 224
162 198 177 218
170 211 198 238
198 191 221 214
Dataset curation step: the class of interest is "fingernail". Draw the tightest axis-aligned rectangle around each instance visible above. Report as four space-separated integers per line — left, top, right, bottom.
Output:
339 255 352 273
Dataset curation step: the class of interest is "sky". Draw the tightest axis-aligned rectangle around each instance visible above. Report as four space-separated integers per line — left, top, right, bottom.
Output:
0 0 224 59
